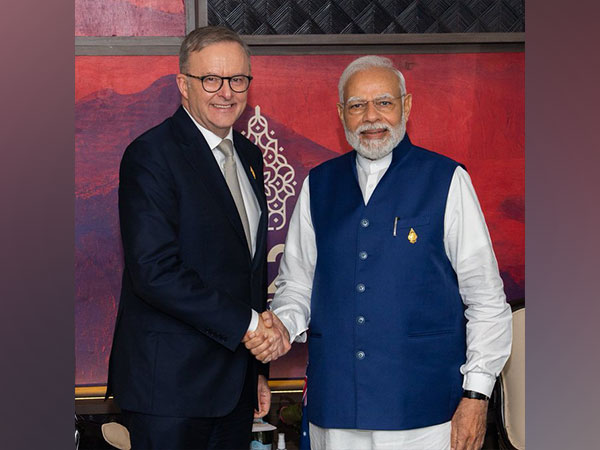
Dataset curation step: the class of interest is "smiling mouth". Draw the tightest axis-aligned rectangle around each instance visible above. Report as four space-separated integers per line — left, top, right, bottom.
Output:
212 103 234 110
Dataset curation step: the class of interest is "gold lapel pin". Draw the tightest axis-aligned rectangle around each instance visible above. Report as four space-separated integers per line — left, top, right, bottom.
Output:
408 228 418 244
250 166 256 179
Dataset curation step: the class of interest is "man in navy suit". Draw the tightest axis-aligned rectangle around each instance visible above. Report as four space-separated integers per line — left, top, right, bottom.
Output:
107 26 287 449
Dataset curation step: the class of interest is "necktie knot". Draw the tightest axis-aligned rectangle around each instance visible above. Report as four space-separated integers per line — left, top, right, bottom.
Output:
217 139 234 159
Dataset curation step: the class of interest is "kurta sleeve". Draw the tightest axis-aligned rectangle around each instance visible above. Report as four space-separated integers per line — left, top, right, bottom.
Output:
271 176 316 343
444 166 513 396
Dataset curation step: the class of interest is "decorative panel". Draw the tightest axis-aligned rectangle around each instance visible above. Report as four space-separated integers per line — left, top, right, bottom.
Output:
75 0 186 36
208 0 524 34
75 52 523 386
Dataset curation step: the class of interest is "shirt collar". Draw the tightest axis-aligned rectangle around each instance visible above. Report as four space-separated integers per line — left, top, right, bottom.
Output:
356 150 393 174
182 106 234 150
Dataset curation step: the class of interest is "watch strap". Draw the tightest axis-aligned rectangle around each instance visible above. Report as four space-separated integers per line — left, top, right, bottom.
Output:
462 389 489 401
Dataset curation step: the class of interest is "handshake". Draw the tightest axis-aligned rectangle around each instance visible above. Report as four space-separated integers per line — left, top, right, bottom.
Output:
243 311 292 363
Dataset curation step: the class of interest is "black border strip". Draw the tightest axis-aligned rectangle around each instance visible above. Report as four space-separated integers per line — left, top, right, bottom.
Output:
76 32 524 56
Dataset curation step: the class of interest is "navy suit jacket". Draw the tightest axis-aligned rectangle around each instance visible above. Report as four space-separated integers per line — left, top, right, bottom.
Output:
107 106 268 417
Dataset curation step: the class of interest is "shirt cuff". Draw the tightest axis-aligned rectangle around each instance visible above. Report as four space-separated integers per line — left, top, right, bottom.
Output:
275 311 308 344
295 330 308 343
462 372 497 398
247 309 259 332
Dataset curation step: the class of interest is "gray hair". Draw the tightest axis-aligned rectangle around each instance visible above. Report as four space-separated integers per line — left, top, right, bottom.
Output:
179 26 251 73
338 56 406 103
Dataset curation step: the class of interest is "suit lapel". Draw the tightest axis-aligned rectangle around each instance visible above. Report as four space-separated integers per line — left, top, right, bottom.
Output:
234 132 268 266
171 107 249 252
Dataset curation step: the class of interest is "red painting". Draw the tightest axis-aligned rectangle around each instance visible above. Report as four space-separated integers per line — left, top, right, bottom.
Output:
75 52 524 385
76 0 185 36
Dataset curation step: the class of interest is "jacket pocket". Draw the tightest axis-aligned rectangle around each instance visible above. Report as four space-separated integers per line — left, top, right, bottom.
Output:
394 215 430 228
407 328 454 338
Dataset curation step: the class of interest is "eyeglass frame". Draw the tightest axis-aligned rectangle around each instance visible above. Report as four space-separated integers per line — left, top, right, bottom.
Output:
183 73 254 93
340 95 406 115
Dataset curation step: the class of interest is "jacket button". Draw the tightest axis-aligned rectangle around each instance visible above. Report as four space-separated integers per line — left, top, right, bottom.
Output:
360 218 370 228
356 351 365 360
356 283 365 293
356 316 365 325
358 251 368 260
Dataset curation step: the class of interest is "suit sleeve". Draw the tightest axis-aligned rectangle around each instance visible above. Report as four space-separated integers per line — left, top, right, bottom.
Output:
118 139 251 351
252 143 271 378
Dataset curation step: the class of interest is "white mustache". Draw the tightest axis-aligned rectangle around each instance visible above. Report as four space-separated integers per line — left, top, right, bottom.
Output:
356 123 390 134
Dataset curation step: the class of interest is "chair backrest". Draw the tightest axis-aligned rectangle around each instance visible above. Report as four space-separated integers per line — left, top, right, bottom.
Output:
496 304 525 449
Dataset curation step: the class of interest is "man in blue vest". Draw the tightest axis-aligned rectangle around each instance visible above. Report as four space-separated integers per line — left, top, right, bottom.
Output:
245 55 512 450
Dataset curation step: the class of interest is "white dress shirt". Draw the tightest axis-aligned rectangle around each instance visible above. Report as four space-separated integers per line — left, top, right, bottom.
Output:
271 151 512 443
183 107 261 331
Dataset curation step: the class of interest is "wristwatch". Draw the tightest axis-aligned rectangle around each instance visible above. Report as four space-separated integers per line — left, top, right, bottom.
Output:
462 389 489 401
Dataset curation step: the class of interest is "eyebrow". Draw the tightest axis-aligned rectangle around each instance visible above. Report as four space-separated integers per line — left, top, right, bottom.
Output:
199 73 249 77
346 93 396 102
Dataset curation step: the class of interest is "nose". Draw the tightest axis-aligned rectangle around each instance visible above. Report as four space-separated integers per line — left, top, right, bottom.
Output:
363 100 381 122
217 80 233 99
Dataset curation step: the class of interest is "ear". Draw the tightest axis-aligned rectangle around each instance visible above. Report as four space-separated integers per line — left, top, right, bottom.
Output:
176 73 189 100
337 102 345 123
403 94 412 121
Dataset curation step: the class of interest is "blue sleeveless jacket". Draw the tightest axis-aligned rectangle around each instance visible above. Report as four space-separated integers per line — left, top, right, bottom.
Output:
307 135 466 430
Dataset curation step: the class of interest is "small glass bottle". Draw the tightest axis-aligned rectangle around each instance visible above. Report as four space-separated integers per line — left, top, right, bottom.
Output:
277 433 286 450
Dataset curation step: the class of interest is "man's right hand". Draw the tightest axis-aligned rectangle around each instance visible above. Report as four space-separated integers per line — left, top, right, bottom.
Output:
243 311 291 363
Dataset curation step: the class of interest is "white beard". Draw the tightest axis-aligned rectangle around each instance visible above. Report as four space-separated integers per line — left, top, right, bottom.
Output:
344 119 406 160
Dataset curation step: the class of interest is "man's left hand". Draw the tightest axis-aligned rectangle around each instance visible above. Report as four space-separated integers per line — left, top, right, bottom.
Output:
450 397 488 450
254 374 271 419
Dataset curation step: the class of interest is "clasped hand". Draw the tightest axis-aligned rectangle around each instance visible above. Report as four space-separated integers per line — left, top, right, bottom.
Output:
242 311 291 363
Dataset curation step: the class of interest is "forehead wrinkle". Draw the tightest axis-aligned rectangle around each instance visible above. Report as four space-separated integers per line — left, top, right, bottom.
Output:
189 43 250 76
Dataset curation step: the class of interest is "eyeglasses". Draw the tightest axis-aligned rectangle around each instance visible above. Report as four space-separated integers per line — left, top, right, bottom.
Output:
343 95 404 115
183 73 253 93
